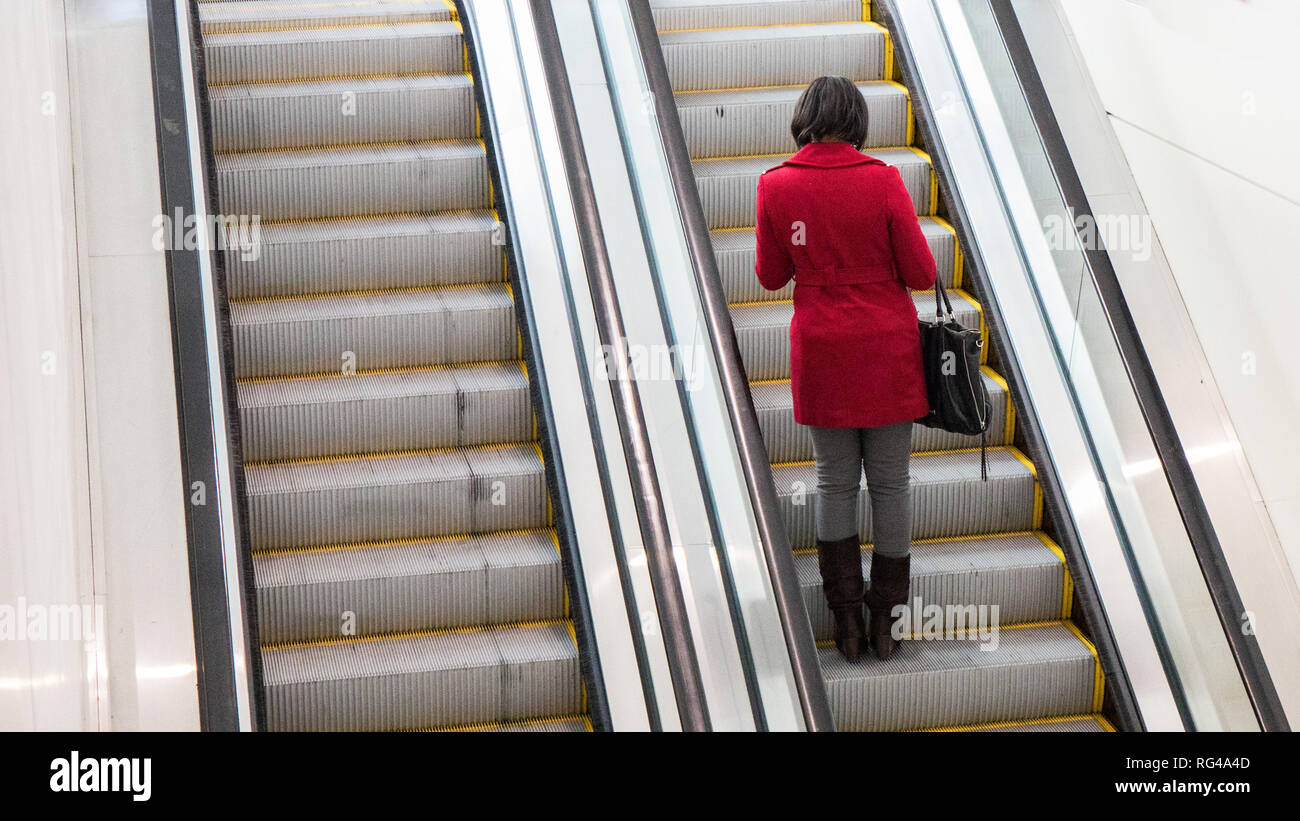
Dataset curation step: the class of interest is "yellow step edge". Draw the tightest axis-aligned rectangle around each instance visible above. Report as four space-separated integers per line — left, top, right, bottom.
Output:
252 525 556 558
728 285 979 311
203 18 456 36
1032 530 1074 619
243 438 543 469
693 144 923 164
921 713 1115 733
928 215 964 289
236 356 522 386
229 278 509 307
262 616 572 652
658 20 864 35
791 527 1059 555
814 617 1070 647
421 713 593 733
1063 619 1107 713
772 443 1038 471
978 365 1017 449
238 206 494 229
208 68 469 90
215 133 485 157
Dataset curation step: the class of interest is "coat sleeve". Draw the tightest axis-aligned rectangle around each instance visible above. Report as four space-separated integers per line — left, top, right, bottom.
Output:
755 174 794 291
885 167 937 291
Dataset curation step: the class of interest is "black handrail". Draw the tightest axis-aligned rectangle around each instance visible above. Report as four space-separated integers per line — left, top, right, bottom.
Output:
624 0 835 732
145 0 264 731
528 0 711 731
987 0 1289 731
453 0 615 732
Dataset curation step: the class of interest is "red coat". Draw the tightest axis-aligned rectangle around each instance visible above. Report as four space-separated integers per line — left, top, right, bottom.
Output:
755 141 937 429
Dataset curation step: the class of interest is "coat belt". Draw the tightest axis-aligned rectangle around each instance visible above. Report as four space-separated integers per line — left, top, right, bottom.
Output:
793 263 897 286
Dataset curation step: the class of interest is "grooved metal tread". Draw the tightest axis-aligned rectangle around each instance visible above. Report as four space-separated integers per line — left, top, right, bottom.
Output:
236 360 530 462
224 209 503 299
657 3 1115 732
712 218 959 302
203 21 465 85
253 529 564 644
752 369 1010 462
676 81 910 156
209 74 476 152
229 282 510 326
216 137 483 170
261 621 582 731
949 715 1111 732
651 0 862 32
818 622 1098 731
794 532 1069 636
694 147 934 227
200 0 455 35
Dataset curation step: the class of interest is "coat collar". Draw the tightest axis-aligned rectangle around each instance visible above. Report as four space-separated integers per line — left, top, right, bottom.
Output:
779 141 886 169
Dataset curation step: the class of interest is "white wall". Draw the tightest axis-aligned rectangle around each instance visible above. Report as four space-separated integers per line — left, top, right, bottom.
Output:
1050 0 1300 717
0 0 200 730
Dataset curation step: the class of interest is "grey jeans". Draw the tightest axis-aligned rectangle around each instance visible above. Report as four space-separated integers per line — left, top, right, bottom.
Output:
808 420 913 558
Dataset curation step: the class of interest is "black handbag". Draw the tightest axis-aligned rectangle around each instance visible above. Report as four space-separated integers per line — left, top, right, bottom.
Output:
916 280 992 479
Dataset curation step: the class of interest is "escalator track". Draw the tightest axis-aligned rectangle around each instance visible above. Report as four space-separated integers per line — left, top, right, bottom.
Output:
649 0 1113 732
197 0 589 732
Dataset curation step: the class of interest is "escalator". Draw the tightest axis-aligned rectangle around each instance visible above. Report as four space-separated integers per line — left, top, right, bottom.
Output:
648 0 1112 731
196 0 589 731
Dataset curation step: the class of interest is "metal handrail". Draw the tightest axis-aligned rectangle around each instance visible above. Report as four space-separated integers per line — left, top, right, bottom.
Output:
986 0 1288 731
624 0 836 732
528 0 711 731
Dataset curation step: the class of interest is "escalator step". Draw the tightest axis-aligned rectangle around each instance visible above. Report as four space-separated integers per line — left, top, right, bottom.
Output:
215 139 489 222
821 622 1097 731
254 529 564 645
244 443 549 551
224 210 501 300
650 0 861 31
752 369 1010 464
261 621 581 731
237 361 530 462
731 287 983 382
676 82 910 157
229 284 515 379
204 22 464 85
794 532 1069 638
711 218 958 303
210 74 476 152
695 147 934 229
771 447 1041 548
200 0 455 35
944 714 1112 732
659 22 888 92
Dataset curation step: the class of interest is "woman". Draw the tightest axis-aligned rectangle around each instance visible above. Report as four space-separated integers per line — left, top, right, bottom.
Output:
755 76 937 662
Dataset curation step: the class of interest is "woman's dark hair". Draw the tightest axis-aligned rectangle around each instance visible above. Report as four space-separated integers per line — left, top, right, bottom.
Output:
790 76 869 149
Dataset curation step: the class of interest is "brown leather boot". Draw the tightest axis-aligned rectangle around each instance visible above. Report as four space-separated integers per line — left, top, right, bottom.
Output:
866 553 910 661
816 536 866 663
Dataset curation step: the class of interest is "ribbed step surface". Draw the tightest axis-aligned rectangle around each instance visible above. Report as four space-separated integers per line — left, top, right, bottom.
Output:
210 75 476 152
771 448 1040 550
262 622 581 731
712 218 959 302
820 622 1097 731
204 22 464 84
651 0 861 31
200 0 454 35
731 288 984 382
660 23 888 92
794 532 1068 641
216 139 489 222
230 284 515 379
752 369 1010 464
695 147 934 229
200 1 587 730
677 82 910 156
254 530 563 644
224 211 501 299
245 444 547 551
238 362 530 462
657 2 1111 733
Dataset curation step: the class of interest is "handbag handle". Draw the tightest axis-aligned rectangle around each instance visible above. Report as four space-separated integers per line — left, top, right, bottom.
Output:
932 269 955 323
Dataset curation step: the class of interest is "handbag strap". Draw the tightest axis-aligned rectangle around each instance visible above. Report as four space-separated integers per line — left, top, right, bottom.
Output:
933 270 955 323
